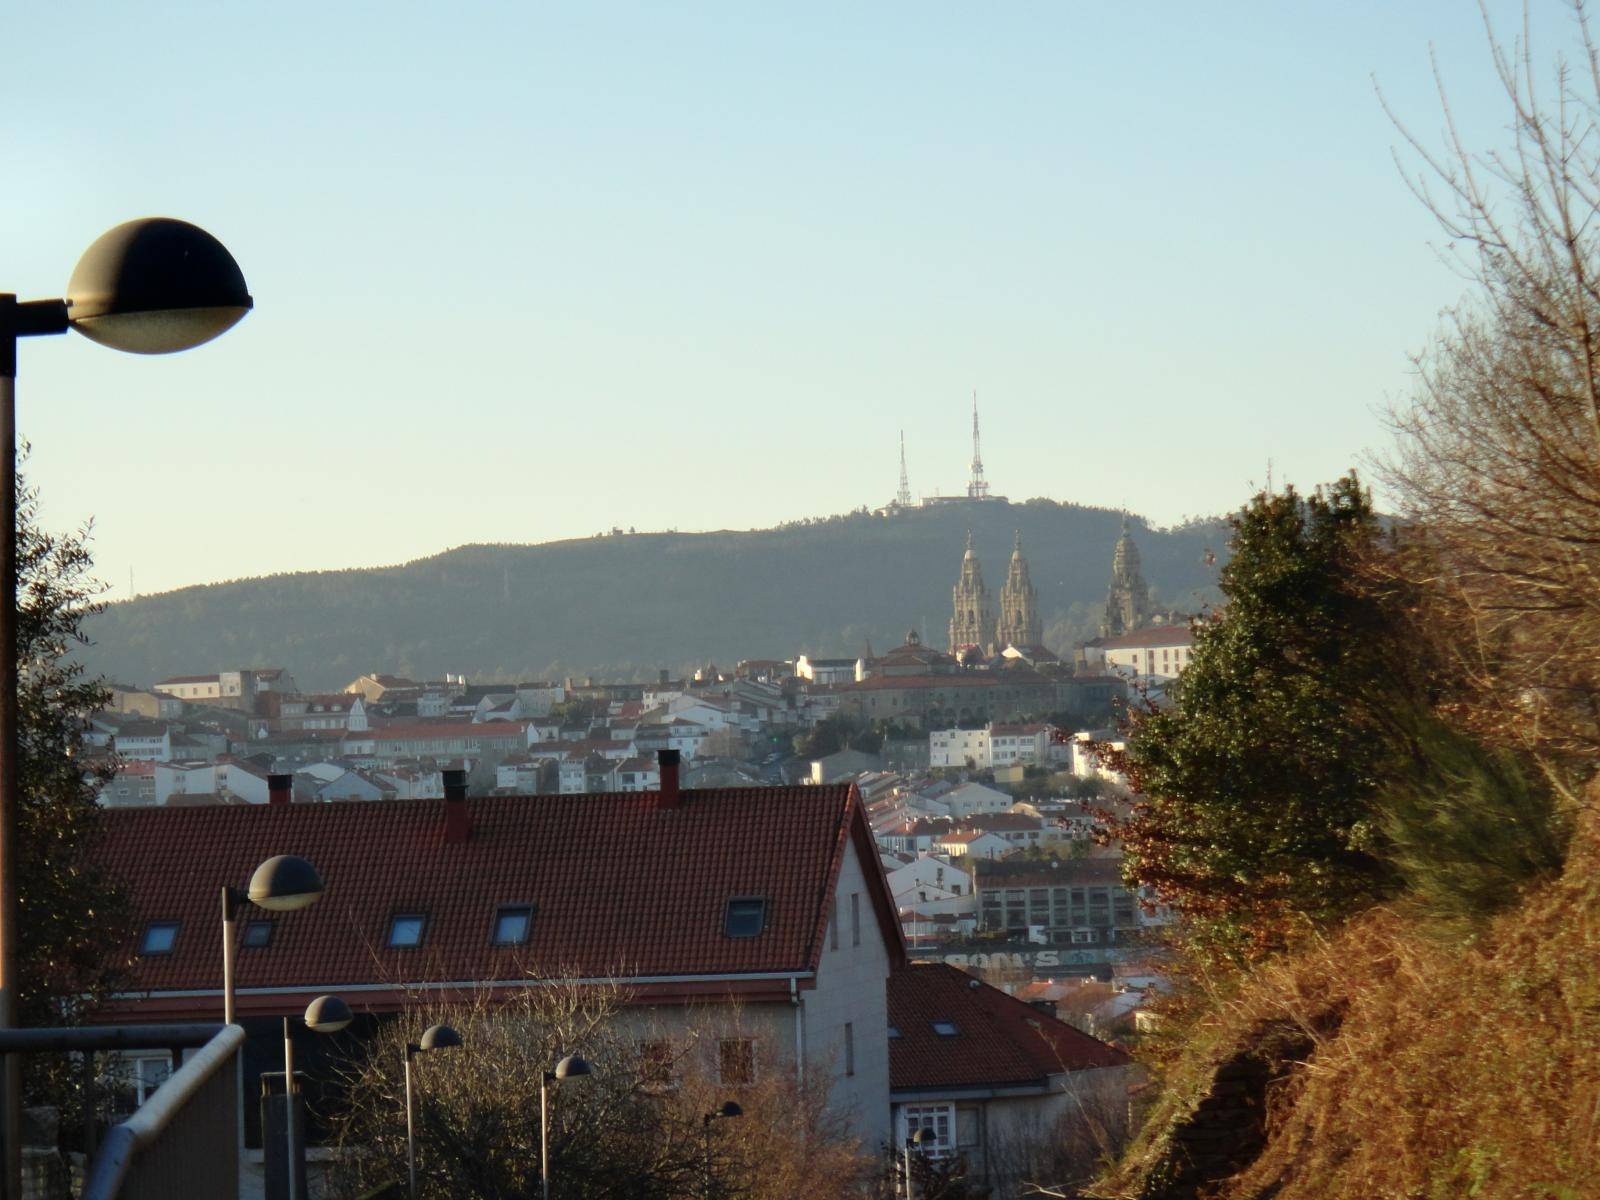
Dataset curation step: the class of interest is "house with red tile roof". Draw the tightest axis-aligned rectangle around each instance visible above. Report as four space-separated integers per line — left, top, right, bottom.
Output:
94 760 905 1147
888 962 1132 1192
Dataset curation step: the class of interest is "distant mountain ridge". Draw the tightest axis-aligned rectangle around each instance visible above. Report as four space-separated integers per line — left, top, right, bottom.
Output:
79 499 1227 692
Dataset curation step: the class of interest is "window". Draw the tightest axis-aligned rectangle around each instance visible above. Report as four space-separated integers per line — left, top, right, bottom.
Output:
887 1024 901 1039
637 1039 674 1087
724 897 766 939
931 1020 959 1037
901 1104 954 1151
829 896 839 951
139 922 179 956
107 1051 172 1115
492 905 534 946
850 892 861 947
242 920 273 949
388 913 427 949
844 1022 855 1076
718 1038 754 1086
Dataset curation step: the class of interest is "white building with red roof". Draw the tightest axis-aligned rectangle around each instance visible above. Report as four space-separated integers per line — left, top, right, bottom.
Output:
94 756 905 1148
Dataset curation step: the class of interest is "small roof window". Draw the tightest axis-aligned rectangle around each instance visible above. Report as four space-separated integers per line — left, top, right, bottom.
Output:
140 922 179 956
724 897 766 939
931 1020 959 1037
241 920 273 949
887 1025 901 1039
388 913 427 949
492 905 534 946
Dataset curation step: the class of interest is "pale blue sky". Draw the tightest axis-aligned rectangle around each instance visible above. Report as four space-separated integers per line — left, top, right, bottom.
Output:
2 2 1562 596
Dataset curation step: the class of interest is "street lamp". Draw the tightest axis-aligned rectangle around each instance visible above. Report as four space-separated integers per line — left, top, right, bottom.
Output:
903 1125 936 1200
223 854 325 1024
539 1053 590 1200
0 215 251 1198
701 1100 742 1200
285 995 353 1200
404 1024 461 1200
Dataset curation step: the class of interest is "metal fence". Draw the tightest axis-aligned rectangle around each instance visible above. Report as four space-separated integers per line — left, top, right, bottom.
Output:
81 1025 242 1200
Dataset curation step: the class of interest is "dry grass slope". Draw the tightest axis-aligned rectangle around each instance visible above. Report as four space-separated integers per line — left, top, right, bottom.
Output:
1092 806 1600 1200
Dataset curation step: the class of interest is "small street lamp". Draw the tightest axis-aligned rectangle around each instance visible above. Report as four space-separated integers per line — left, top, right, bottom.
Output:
0 216 251 1196
222 854 325 1024
701 1100 743 1200
286 995 353 1200
539 1053 590 1200
904 1125 936 1200
404 1024 461 1200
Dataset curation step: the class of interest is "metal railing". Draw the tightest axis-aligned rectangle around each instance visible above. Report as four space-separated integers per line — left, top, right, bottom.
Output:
80 1024 242 1200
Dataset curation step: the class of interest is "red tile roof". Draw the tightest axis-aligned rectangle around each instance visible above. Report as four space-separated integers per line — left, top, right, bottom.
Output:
95 785 904 1017
1091 625 1195 650
888 962 1128 1091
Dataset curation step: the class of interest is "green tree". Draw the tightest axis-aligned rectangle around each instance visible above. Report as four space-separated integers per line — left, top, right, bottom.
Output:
1105 476 1412 960
15 472 129 1031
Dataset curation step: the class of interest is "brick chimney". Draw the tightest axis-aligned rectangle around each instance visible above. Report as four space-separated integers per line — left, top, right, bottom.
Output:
442 769 470 844
267 773 292 806
657 749 681 809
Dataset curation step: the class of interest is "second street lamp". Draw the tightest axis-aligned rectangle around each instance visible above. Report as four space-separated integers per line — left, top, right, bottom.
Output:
540 1053 590 1200
222 854 325 1024
404 1023 462 1200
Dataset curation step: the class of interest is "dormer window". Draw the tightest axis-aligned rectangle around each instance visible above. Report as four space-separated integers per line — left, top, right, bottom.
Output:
492 905 534 946
388 913 427 949
242 920 273 949
139 922 179 956
724 897 766 939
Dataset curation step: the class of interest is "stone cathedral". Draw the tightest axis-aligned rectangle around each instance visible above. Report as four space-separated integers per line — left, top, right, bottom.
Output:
996 531 1042 650
948 532 997 651
1101 514 1154 637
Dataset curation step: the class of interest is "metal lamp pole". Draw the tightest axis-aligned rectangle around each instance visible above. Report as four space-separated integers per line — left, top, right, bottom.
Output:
0 219 252 1200
404 1025 461 1200
700 1101 742 1199
221 855 326 1024
539 1054 590 1200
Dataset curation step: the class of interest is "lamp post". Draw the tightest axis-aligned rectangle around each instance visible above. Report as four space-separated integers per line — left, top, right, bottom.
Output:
223 855 325 1024
539 1053 590 1200
0 216 251 1199
285 995 353 1200
404 1024 461 1200
903 1125 936 1200
700 1100 742 1200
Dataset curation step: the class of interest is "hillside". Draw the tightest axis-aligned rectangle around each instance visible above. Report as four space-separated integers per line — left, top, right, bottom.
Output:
78 499 1225 692
1092 799 1600 1200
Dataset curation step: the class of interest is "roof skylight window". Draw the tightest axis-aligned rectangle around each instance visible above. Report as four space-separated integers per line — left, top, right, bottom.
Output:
242 920 273 949
931 1020 959 1037
724 897 766 939
388 913 427 949
492 905 533 946
140 922 179 956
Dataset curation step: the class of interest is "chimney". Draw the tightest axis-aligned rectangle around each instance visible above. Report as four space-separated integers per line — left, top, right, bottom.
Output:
268 773 292 806
657 749 681 809
442 769 470 844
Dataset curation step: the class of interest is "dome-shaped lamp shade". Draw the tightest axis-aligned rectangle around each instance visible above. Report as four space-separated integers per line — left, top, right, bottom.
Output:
305 994 354 1034
553 1054 590 1080
420 1024 462 1052
247 854 323 912
66 217 252 354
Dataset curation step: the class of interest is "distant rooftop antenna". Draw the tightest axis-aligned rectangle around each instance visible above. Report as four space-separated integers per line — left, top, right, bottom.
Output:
129 566 135 599
966 390 989 500
896 429 913 507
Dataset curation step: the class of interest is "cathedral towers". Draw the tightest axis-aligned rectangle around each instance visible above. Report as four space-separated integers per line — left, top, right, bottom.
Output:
996 531 1042 650
948 532 997 652
1101 514 1153 637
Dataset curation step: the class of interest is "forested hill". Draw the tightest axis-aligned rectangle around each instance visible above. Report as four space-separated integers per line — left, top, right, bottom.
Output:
80 499 1227 692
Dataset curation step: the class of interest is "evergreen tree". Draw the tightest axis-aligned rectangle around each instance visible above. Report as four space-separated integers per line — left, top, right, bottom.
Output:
13 471 128 1031
1107 475 1409 960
